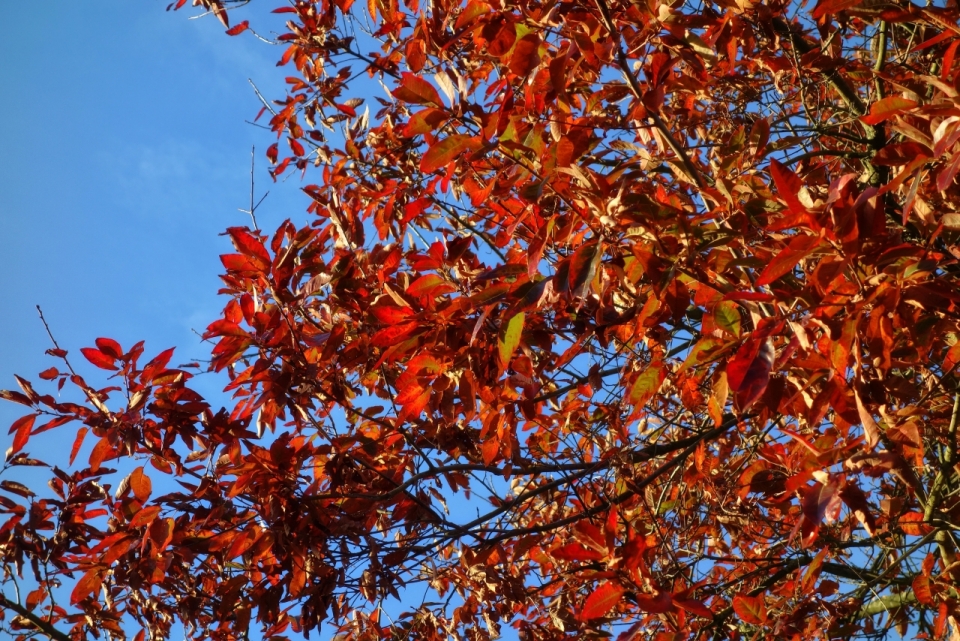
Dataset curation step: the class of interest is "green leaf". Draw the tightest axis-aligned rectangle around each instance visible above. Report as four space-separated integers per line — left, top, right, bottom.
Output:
498 312 525 370
713 300 741 337
628 361 666 406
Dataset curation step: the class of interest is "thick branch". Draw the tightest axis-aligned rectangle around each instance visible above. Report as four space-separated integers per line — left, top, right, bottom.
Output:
0 595 71 641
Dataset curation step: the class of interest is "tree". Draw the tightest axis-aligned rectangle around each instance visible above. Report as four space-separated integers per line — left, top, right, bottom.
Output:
4 0 960 638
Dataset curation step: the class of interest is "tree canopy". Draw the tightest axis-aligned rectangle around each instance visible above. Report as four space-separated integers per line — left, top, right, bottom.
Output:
4 0 960 639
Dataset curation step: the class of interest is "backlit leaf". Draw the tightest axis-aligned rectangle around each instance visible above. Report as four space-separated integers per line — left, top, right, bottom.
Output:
860 96 918 125
756 234 819 286
580 581 625 620
498 312 524 369
393 72 443 107
81 347 118 371
420 135 480 173
733 594 767 625
225 20 249 35
8 414 36 456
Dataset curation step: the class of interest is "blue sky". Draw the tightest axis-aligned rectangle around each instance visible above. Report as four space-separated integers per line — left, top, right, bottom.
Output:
0 2 308 430
2 6 510 638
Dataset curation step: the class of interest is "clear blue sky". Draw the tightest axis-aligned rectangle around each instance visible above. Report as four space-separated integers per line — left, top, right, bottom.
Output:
0 2 307 431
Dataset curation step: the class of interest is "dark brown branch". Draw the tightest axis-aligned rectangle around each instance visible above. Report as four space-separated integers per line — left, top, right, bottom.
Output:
0 595 71 641
593 0 709 191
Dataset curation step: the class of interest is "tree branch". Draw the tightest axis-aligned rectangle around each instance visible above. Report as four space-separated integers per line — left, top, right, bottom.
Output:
0 595 71 641
593 0 709 191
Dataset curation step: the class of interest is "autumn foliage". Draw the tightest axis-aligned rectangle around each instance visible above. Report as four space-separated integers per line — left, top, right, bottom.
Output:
6 0 960 639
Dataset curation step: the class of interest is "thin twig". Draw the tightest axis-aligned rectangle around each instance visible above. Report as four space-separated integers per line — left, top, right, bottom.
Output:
248 78 277 116
592 0 708 191
36 307 76 377
238 146 262 230
36 306 109 415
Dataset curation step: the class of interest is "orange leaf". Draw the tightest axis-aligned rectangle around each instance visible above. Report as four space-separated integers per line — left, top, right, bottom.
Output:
628 362 666 407
69 427 88 466
755 234 819 286
860 96 919 126
130 467 152 503
913 575 935 606
71 569 103 604
129 505 162 528
420 135 480 173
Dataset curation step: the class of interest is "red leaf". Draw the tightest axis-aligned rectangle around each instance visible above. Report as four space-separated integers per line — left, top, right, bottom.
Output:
225 20 249 36
393 72 443 107
289 137 305 156
370 305 414 324
81 347 119 371
38 367 59 381
221 253 262 273
371 321 422 347
420 135 480 173
0 390 33 407
727 328 778 412
551 542 605 561
149 517 175 553
580 581 625 620
938 149 960 191
801 479 843 544
755 234 819 286
508 33 541 77
672 597 713 618
227 227 272 268
211 2 229 28
768 159 813 224
811 0 864 19
8 414 36 456
873 141 932 166
406 274 457 298
634 590 674 614
732 594 767 625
